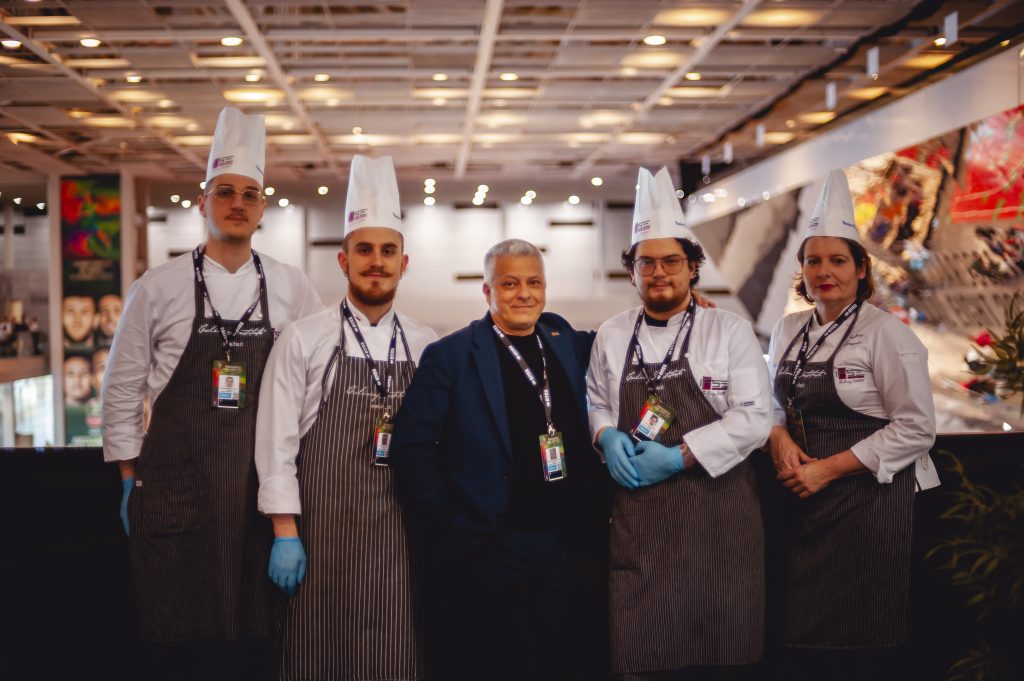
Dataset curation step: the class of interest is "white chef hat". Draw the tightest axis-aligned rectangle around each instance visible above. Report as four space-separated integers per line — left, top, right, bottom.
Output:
631 166 696 246
206 106 265 187
803 169 860 243
344 155 403 237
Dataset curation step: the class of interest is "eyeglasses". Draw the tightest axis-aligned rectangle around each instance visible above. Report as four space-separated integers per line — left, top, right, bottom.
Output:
633 255 688 276
206 185 264 204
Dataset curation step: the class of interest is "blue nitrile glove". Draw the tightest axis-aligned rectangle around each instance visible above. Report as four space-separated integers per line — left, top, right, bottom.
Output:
269 537 307 597
120 478 134 536
632 441 685 487
599 428 640 490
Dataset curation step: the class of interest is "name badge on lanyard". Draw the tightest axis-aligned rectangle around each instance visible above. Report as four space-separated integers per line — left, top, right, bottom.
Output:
193 246 265 410
341 299 404 467
493 325 567 483
628 298 695 443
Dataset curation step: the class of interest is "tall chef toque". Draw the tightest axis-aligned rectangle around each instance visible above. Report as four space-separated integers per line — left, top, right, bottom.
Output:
804 169 861 243
206 106 266 187
631 166 696 246
344 155 403 237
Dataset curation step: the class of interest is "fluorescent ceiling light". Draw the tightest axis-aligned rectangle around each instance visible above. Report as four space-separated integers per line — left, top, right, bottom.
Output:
221 36 244 47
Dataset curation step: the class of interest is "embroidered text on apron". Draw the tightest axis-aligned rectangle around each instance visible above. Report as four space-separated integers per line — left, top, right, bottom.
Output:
609 310 765 673
774 314 915 649
128 250 277 641
278 318 421 681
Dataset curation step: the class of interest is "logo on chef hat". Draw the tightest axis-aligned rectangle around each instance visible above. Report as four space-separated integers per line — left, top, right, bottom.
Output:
348 208 368 224
213 155 234 169
808 217 821 232
633 220 651 235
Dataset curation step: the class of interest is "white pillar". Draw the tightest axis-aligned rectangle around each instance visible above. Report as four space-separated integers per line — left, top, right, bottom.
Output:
47 174 64 445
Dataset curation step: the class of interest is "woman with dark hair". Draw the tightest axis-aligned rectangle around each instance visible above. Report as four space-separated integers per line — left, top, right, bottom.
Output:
766 170 938 680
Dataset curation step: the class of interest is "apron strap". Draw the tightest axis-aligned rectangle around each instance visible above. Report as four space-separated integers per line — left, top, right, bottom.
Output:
823 306 862 364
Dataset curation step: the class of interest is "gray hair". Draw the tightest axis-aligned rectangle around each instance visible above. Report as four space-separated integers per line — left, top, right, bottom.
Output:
483 239 544 284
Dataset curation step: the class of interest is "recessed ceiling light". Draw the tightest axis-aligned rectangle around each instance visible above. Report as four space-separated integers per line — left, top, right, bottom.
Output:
221 36 243 47
352 126 363 135
36 202 45 210
170 194 180 203
326 98 339 107
181 199 192 208
13 197 22 205
245 71 261 82
432 73 448 81
432 97 446 106
158 99 173 108
1000 39 1010 47
643 35 667 46
264 186 275 196
424 185 435 195
525 190 536 199
80 38 101 48
520 196 533 205
499 72 519 81
477 184 489 192
591 177 603 186
472 196 484 206
2 40 22 49
568 195 580 205
424 178 436 186
424 196 436 206
684 72 702 81
314 73 330 82
278 198 289 207
317 185 328 196
125 73 142 83
199 181 206 190
933 36 947 46
785 119 796 128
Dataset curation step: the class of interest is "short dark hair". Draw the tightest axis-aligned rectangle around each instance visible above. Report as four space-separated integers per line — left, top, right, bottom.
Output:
621 238 706 288
793 237 875 305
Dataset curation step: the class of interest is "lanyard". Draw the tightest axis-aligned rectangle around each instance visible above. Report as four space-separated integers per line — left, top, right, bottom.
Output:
341 299 403 417
628 296 697 391
492 326 556 436
786 302 860 403
191 245 265 362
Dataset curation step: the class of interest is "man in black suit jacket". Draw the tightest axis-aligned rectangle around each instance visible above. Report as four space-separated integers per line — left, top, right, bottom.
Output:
392 239 609 681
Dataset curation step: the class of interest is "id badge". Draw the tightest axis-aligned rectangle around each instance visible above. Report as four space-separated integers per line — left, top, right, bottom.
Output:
632 395 675 442
785 404 809 453
373 418 393 467
211 360 246 409
539 432 567 482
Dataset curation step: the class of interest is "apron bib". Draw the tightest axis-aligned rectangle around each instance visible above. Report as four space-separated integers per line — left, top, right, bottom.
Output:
774 318 915 649
609 314 764 673
278 329 422 681
127 267 276 642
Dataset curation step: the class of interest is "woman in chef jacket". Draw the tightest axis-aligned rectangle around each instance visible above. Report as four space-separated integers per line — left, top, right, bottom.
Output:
767 169 939 679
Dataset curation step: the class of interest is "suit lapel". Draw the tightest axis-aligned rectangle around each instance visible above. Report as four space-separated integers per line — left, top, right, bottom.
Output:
537 320 585 419
471 315 512 459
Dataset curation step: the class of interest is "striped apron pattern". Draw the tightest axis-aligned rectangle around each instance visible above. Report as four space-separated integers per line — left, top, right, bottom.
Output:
278 330 421 681
127 272 277 642
609 346 765 673
774 319 915 649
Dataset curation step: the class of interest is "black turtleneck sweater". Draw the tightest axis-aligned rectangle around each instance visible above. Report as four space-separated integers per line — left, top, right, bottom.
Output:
493 329 583 530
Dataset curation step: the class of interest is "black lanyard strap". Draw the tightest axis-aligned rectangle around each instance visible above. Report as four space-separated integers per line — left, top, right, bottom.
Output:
191 245 265 362
785 302 860 403
492 325 555 436
341 299 403 409
628 296 697 391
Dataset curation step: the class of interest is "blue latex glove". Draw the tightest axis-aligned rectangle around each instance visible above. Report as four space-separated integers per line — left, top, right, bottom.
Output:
599 428 640 490
633 441 685 487
269 537 307 597
120 478 134 536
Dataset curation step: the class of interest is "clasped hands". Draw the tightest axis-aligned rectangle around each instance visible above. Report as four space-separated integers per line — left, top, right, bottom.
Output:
769 426 834 499
599 428 685 490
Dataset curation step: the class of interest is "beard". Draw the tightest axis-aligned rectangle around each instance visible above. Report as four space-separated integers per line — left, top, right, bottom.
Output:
643 284 689 313
349 277 398 307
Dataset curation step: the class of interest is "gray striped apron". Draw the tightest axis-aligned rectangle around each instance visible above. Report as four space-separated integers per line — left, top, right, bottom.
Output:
128 269 276 641
609 321 765 673
774 318 915 649
278 325 422 681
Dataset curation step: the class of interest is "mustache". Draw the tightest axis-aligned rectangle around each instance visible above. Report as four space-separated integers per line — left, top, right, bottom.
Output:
359 267 393 277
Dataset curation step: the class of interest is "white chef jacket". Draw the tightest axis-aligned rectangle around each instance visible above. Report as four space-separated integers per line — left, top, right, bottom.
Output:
587 305 773 478
102 249 323 463
767 302 939 490
255 300 439 515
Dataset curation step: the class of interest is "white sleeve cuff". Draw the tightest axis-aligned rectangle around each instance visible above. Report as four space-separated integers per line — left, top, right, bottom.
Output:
684 420 743 478
258 475 302 515
102 439 141 463
850 441 889 483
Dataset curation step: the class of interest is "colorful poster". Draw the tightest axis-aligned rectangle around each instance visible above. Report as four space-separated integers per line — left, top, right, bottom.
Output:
949 104 1024 224
60 175 121 446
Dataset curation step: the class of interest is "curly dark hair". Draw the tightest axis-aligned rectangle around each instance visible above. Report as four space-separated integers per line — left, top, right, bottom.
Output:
621 238 706 287
793 237 875 305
